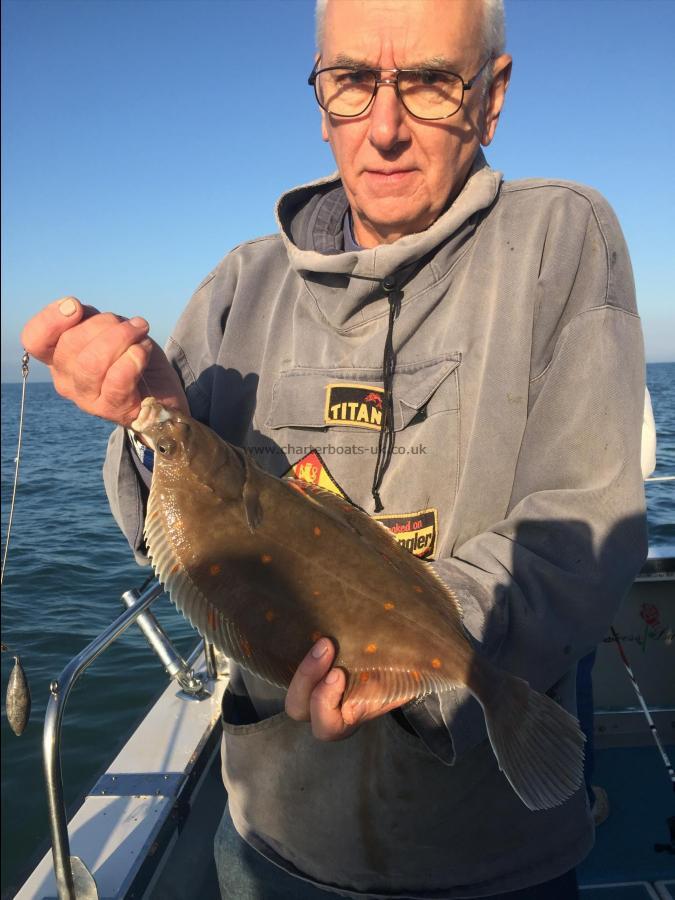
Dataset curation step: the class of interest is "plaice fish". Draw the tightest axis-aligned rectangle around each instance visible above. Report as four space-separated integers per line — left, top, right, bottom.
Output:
131 397 584 811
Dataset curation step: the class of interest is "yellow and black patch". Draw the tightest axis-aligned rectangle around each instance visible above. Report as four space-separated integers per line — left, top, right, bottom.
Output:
282 449 350 500
324 383 384 430
374 508 438 559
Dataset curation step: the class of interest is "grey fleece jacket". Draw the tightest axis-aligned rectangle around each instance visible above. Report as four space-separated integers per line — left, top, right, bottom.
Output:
104 152 647 897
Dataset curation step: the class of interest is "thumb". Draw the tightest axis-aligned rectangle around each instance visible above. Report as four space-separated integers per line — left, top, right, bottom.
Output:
21 297 89 365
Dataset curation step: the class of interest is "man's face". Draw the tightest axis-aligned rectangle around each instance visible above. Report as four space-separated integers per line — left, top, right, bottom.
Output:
319 0 511 248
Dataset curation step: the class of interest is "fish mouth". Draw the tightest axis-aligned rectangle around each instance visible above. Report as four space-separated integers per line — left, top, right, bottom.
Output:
130 397 175 448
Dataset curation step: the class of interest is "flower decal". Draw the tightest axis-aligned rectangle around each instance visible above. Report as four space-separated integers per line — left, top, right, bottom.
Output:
640 603 661 628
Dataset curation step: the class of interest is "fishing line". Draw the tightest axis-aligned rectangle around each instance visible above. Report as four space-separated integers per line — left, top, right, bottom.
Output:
2 351 32 736
1 351 29 588
609 625 675 791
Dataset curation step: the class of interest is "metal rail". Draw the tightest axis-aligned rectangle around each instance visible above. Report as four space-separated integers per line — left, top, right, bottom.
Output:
43 580 171 900
120 588 205 695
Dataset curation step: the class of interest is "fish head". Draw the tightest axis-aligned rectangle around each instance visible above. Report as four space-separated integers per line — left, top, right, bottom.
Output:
131 397 246 500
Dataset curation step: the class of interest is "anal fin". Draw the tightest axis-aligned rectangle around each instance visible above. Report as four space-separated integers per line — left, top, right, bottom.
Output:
341 666 445 723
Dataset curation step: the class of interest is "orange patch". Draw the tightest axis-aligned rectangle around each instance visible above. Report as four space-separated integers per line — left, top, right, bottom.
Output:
171 563 180 574
365 643 377 654
312 590 321 598
207 608 216 630
359 672 370 683
431 658 442 669
209 564 221 576
383 602 395 611
313 526 321 536
414 586 423 594
411 669 421 682
265 610 277 622
242 639 253 658
261 554 272 564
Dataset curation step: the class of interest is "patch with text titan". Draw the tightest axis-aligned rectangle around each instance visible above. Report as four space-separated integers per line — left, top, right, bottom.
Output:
324 383 384 430
373 508 438 559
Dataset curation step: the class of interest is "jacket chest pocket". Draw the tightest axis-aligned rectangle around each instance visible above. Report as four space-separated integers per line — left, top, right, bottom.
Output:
264 354 461 433
255 355 462 528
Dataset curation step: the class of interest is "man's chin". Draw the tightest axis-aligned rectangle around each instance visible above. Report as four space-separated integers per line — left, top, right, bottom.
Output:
354 206 433 245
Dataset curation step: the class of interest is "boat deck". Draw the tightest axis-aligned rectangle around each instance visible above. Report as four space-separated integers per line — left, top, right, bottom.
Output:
578 745 675 898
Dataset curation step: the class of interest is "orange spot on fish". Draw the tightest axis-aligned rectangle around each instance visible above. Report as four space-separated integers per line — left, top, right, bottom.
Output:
365 643 377 654
171 563 180 574
383 602 395 611
431 658 442 669
261 554 272 564
359 672 370 683
265 610 277 622
414 586 423 594
312 590 321 598
242 639 253 658
411 669 421 682
313 526 321 536
209 564 221 576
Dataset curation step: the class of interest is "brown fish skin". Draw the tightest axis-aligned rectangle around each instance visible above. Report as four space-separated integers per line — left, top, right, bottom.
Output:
132 398 585 812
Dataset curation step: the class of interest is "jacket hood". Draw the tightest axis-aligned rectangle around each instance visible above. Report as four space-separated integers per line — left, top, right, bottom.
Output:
276 150 503 283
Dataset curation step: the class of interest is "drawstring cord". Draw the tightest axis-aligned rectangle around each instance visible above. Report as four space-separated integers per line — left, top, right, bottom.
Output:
371 285 401 512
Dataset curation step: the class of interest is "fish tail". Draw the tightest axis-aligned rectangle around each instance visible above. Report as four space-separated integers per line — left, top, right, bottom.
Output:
471 661 585 811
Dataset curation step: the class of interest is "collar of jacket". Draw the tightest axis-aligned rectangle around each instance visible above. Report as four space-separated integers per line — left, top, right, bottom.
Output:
276 150 501 278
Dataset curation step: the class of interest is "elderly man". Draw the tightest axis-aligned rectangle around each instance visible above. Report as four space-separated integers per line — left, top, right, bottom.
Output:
22 0 647 897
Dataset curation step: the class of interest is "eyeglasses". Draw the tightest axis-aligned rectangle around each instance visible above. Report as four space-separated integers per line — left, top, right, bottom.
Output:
308 58 491 120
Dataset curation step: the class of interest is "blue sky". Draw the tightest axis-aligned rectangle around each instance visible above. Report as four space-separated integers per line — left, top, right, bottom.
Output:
2 0 673 382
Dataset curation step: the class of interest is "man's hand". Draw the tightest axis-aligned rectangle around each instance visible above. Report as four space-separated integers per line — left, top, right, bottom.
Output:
285 638 406 740
21 297 189 427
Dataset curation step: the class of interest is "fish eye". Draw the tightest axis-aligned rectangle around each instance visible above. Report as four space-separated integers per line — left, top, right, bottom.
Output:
156 437 176 456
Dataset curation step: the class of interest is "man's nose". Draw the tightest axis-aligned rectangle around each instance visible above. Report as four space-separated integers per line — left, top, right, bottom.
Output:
368 81 410 152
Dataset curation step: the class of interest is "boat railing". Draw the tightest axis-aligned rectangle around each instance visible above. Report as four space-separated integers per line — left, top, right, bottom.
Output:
43 579 214 900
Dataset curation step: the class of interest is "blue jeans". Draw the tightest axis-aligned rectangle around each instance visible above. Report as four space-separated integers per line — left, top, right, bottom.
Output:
213 805 579 899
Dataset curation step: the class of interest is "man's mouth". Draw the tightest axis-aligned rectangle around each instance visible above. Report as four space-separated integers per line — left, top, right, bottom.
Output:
364 169 415 183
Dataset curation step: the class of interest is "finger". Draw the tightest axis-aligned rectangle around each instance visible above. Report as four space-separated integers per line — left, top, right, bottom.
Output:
97 339 155 424
285 639 336 721
21 297 88 365
67 317 150 400
309 666 354 741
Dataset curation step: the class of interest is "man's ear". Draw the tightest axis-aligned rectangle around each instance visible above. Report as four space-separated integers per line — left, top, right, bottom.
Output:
481 54 512 147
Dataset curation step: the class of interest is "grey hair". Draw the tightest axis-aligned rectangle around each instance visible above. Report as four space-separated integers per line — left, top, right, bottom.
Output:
315 0 506 60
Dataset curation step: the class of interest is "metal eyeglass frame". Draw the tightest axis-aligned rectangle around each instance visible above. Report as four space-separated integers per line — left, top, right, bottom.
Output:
307 58 492 120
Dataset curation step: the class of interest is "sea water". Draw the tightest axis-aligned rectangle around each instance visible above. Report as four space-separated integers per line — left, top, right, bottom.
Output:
1 364 674 896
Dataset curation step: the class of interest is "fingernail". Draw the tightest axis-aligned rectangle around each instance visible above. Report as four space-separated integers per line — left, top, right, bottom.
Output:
311 640 328 659
129 317 148 329
324 669 339 685
139 338 154 352
59 298 77 316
